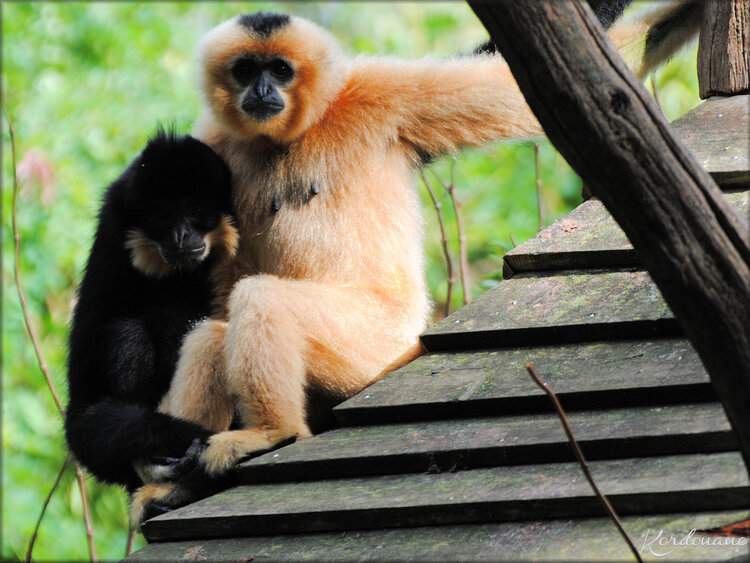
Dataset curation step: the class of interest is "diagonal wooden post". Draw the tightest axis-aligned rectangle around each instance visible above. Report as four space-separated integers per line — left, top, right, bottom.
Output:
468 0 750 473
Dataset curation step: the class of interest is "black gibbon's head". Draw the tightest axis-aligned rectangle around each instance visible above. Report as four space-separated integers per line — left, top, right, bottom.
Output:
119 131 239 278
199 12 345 143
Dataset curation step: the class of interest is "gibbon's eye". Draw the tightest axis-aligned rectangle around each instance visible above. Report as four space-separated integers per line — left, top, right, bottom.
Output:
231 57 259 85
269 58 294 82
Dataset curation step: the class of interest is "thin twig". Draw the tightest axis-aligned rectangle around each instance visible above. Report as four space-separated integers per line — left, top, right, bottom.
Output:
125 526 136 556
74 466 98 561
525 363 643 563
26 456 71 562
432 161 471 305
3 97 99 562
533 143 545 231
509 233 518 248
2 98 64 415
421 170 456 317
650 75 662 110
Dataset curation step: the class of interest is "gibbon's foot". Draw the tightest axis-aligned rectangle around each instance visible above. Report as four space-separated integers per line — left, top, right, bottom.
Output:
133 438 204 484
201 429 301 476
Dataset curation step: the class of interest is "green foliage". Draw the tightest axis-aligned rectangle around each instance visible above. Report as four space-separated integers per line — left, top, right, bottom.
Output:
1 2 698 559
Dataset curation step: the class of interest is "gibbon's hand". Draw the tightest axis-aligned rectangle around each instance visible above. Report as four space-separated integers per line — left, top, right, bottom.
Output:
133 437 205 484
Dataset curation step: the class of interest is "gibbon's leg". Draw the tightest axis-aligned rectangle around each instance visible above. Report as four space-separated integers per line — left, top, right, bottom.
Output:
159 319 234 434
201 274 421 475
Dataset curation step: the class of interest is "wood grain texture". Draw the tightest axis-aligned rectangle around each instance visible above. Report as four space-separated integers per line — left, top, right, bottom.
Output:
129 510 750 561
421 270 676 351
468 0 750 474
698 0 750 98
239 403 734 482
504 190 749 277
671 96 749 186
335 338 711 425
141 452 749 541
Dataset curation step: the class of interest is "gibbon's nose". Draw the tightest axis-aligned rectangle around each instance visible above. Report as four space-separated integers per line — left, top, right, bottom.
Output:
173 224 189 247
172 225 205 255
255 75 272 99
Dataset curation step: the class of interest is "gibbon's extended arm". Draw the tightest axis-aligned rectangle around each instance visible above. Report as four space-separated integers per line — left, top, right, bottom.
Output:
344 56 544 158
338 0 704 160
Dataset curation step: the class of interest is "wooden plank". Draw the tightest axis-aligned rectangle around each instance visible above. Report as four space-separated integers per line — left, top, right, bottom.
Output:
421 270 676 351
503 190 748 277
671 96 749 186
141 452 749 541
335 338 711 425
698 2 750 98
129 510 750 561
239 403 734 483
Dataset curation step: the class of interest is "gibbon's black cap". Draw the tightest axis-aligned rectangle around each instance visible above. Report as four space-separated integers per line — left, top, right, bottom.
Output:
238 12 291 38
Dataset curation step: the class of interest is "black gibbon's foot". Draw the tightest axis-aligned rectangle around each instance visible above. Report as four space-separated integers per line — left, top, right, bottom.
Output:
139 499 175 523
130 464 241 527
133 438 204 483
131 483 188 526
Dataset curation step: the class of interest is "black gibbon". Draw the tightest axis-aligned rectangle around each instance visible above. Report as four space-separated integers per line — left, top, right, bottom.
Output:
145 1 702 517
64 132 239 500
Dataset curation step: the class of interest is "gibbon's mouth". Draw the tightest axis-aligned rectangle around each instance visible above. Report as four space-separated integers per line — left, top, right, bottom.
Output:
160 243 209 270
241 100 284 122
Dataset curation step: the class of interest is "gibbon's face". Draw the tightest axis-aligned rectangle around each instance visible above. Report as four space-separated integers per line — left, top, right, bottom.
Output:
231 52 295 122
123 134 235 274
199 12 345 143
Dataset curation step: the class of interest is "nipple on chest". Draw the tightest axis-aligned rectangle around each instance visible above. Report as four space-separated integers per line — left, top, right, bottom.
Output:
270 182 321 214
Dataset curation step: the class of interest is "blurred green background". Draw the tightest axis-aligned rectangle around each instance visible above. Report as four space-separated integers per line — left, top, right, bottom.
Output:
2 2 699 559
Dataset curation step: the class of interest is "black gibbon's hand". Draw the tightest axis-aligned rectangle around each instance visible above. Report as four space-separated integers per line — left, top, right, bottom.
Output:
133 437 205 484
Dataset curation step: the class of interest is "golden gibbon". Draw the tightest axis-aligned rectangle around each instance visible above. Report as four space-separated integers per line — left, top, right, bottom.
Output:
135 2 703 521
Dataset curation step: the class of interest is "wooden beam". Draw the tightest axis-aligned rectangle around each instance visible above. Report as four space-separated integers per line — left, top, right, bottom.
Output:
467 0 750 472
698 0 750 98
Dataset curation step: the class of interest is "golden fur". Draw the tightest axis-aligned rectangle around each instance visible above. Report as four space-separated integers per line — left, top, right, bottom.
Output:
157 6 702 477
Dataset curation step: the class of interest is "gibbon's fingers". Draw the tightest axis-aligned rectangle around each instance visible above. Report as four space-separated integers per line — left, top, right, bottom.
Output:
201 429 280 476
201 432 297 477
159 319 234 433
133 437 204 484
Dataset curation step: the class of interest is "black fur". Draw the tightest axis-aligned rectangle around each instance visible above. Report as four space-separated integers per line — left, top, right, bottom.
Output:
237 12 290 38
65 131 234 491
474 0 633 55
586 0 634 29
644 0 703 62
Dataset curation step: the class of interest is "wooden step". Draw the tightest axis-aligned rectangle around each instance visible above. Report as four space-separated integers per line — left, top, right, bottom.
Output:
130 509 749 561
240 402 734 483
421 270 676 351
141 452 749 542
335 338 711 425
671 95 749 188
503 190 748 277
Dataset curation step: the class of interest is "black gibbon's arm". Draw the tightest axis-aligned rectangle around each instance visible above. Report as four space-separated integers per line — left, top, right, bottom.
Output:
64 131 238 491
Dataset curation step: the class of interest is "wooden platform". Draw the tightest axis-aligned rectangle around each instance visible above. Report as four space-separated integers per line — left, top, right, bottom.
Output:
129 96 749 561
